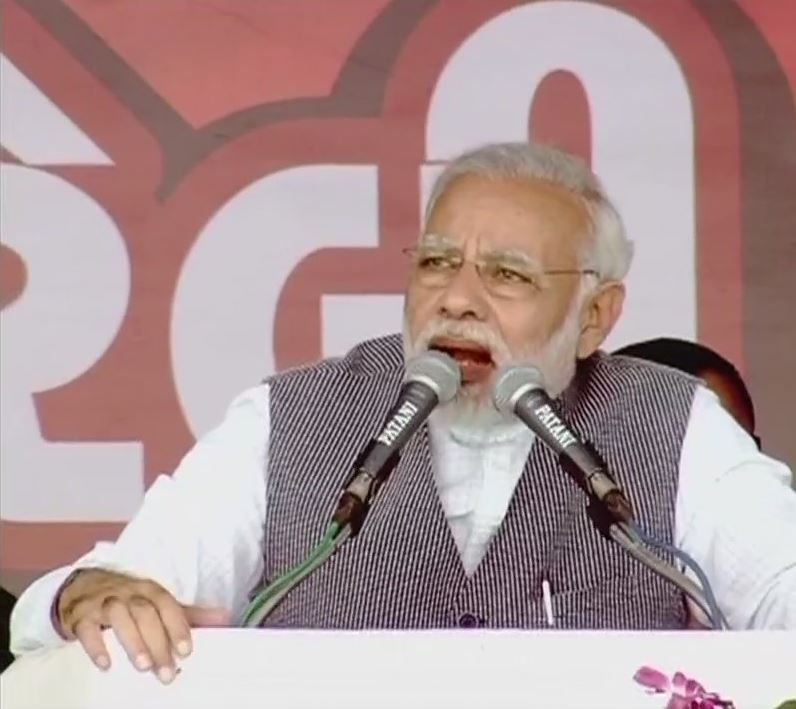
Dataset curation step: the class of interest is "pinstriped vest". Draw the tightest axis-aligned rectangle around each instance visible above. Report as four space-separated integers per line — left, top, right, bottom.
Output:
260 334 697 629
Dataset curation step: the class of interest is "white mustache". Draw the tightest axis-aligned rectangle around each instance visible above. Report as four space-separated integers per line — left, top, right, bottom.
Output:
412 319 512 364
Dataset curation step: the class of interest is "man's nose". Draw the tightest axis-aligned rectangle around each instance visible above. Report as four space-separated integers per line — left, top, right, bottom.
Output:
437 262 488 321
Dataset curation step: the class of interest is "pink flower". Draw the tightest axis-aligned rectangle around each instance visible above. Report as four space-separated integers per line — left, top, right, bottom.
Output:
633 666 736 708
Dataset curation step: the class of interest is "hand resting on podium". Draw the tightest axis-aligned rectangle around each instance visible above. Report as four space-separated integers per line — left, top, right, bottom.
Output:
54 569 229 684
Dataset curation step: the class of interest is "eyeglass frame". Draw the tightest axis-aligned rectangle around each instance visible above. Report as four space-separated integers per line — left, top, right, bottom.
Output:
402 242 600 298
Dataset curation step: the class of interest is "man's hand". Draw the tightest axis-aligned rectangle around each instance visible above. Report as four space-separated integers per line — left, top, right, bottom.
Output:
56 569 230 683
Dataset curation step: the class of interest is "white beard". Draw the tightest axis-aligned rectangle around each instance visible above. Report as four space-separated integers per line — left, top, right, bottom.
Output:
402 295 585 440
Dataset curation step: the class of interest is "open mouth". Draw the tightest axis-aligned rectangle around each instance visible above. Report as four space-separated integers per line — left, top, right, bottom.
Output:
429 337 495 383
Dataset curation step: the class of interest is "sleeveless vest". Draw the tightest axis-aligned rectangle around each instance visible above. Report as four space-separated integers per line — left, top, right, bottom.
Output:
260 334 696 629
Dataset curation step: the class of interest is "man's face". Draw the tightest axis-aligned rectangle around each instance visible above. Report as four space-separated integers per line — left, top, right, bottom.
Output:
404 174 592 414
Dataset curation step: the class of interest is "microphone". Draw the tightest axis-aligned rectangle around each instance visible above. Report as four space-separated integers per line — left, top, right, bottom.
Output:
491 367 727 629
492 365 633 524
333 350 461 533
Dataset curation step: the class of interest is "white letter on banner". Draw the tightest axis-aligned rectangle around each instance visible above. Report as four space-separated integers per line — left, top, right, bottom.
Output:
171 165 391 438
1 165 143 522
422 1 696 348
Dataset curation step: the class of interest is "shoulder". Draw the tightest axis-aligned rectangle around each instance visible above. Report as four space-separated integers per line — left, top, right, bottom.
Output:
572 352 699 429
265 333 405 389
595 351 700 394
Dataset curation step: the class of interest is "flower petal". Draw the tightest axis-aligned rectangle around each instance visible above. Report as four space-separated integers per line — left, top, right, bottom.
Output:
672 671 688 690
685 678 705 696
634 666 670 692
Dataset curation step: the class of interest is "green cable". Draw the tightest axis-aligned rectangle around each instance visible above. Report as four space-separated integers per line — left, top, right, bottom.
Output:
242 543 330 624
244 530 348 626
239 522 345 627
241 526 344 626
241 532 335 624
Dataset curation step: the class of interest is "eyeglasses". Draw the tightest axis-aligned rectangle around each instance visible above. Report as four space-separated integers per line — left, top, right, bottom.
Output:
403 246 599 300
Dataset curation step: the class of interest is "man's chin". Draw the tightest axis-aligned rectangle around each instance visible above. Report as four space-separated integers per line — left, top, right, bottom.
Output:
430 377 516 433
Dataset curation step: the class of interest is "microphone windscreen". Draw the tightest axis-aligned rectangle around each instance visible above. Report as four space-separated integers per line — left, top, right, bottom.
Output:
404 351 461 404
492 364 546 414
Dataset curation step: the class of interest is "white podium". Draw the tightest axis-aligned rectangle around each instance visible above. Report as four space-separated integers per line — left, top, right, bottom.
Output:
2 629 794 709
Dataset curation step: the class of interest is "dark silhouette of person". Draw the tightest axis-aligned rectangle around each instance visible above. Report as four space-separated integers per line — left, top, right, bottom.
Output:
1 585 16 672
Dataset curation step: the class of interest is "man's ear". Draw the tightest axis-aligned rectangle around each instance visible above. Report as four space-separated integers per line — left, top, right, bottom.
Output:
576 281 625 358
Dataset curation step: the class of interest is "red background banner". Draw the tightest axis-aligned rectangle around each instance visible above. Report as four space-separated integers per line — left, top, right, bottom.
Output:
1 0 794 592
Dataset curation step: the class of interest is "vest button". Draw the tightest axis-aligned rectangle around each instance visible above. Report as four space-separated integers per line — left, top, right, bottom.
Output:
458 612 482 628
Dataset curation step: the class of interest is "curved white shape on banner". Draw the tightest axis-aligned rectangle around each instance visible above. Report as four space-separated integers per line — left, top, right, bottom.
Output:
171 165 379 438
424 1 696 349
321 294 405 359
0 54 112 165
0 165 143 522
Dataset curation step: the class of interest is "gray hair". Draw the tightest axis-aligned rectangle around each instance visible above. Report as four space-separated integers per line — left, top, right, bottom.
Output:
424 142 633 282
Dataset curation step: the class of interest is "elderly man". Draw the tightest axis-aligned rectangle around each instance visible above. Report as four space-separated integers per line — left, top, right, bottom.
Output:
10 143 796 684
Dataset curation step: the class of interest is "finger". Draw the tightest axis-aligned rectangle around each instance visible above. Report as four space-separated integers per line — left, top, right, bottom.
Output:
128 596 176 684
73 618 111 671
150 593 192 658
183 605 231 628
59 592 98 641
102 597 152 672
